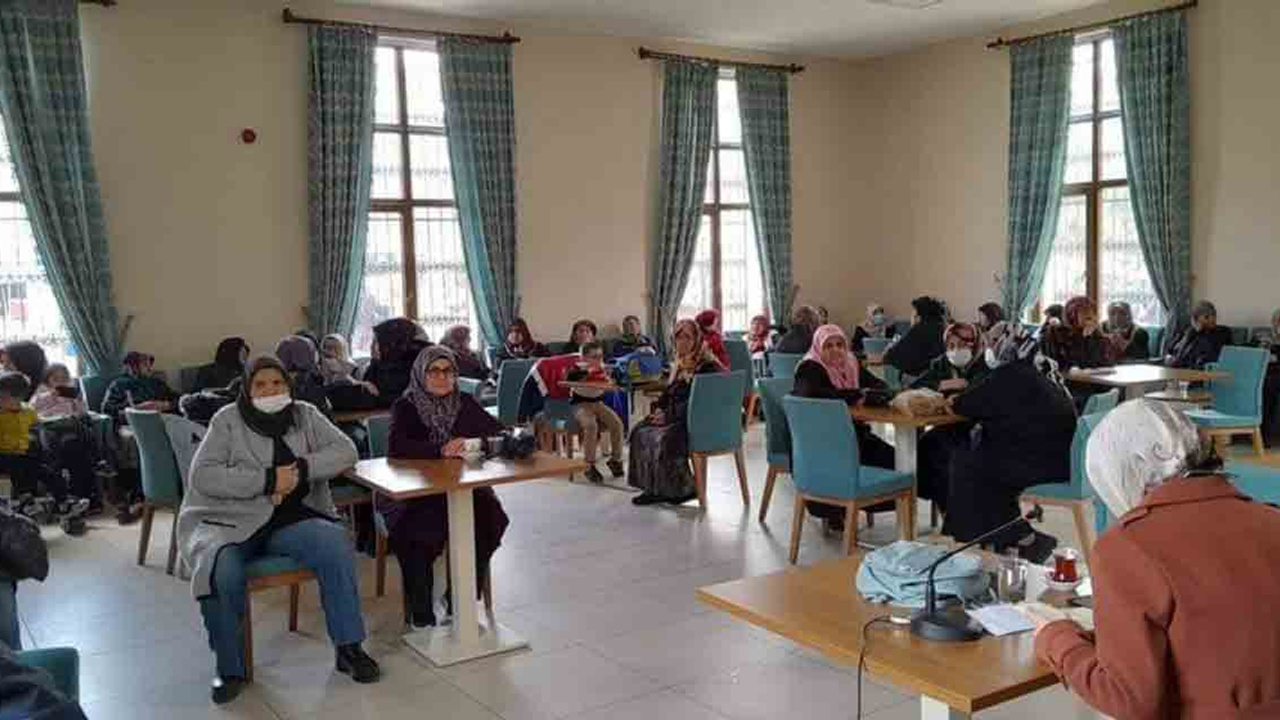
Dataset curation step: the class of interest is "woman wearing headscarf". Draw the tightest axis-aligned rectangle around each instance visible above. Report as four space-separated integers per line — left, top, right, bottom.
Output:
564 319 598 355
319 334 359 386
275 335 331 414
102 352 178 425
494 318 548 366
363 318 431 407
178 357 377 704
195 338 249 392
1102 301 1150 362
937 323 1075 561
745 314 772 355
775 305 821 354
628 320 723 507
851 303 898 354
1031 400 1280 719
2 342 46 401
884 296 948 377
1042 296 1112 371
1166 300 1234 369
1260 309 1280 446
792 325 897 531
976 302 1005 334
440 326 491 381
911 322 989 394
695 309 730 369
382 347 509 627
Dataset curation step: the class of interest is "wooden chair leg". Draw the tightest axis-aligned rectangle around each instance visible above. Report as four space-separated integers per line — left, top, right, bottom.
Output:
136 504 155 567
166 508 180 576
1071 502 1094 568
243 593 254 683
1253 428 1267 456
842 504 859 556
744 395 759 427
289 585 300 632
693 454 708 510
733 448 750 506
375 532 388 598
759 466 779 523
788 495 806 564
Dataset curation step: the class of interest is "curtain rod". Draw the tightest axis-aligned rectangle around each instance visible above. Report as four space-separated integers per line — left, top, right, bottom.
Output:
986 0 1196 49
637 47 804 74
281 8 520 44
81 0 117 6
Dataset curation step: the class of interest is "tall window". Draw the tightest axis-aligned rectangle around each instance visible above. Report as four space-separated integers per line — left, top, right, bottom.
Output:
0 123 74 370
353 41 477 355
1035 36 1164 326
679 73 766 332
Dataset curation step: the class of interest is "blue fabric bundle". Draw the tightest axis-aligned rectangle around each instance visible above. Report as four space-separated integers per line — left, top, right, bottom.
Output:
855 541 990 609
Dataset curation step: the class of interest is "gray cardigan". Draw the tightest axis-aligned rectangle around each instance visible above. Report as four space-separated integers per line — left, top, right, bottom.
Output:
177 402 357 598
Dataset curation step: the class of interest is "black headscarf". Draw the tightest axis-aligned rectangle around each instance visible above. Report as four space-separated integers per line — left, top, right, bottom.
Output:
5 342 46 399
214 337 248 371
236 356 297 440
374 318 429 363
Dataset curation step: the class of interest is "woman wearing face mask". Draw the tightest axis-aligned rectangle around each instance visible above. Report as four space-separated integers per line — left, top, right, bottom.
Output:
851 303 898 354
911 323 989 394
178 357 377 704
1102 301 1150 362
912 323 988 520
792 325 897 532
494 318 549 366
382 347 509 627
1031 400 1280 719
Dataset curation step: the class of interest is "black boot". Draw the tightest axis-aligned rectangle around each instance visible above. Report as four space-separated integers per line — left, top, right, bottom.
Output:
210 676 245 705
335 643 381 683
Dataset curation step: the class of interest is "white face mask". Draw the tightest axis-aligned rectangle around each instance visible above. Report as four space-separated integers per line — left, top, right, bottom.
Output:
947 349 973 368
252 394 292 415
872 312 886 326
984 347 1000 369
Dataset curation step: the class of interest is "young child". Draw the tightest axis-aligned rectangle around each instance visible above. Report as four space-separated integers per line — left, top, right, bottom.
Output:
0 372 83 528
320 334 359 386
32 364 102 514
564 341 625 484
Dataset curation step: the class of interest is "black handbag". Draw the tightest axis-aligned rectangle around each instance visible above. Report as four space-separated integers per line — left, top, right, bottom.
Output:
0 507 48 581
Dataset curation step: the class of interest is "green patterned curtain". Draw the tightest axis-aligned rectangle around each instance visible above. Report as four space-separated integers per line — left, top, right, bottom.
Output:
1114 11 1191 342
737 67 793 323
1002 36 1074 318
439 39 519 348
306 25 376 338
649 61 716 351
0 0 122 374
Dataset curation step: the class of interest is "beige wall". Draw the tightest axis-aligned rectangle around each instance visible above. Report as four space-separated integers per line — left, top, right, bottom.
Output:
857 0 1280 327
77 0 871 372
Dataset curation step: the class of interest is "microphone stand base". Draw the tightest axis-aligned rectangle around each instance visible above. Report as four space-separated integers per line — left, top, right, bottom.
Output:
909 609 984 643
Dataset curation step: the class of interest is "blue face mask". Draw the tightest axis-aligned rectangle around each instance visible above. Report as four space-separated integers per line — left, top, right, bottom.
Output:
872 313 886 326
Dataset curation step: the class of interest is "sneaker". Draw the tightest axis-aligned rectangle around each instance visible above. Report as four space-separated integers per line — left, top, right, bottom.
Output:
57 497 90 518
631 492 664 506
210 676 245 705
606 459 625 478
335 643 381 684
584 466 604 484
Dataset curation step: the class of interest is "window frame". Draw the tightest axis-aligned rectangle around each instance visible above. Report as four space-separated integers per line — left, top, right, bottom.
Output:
701 73 750 315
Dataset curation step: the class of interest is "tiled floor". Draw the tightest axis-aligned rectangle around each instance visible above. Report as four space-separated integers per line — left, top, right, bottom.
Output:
18 424 1109 719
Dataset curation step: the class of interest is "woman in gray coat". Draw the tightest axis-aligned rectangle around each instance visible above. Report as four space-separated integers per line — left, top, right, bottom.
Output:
178 356 379 704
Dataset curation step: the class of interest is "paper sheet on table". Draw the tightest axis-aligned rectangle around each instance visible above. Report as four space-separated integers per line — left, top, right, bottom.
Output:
966 604 1035 636
1077 577 1093 596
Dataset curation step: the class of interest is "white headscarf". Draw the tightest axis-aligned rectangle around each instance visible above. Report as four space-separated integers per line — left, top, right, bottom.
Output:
1085 399 1211 518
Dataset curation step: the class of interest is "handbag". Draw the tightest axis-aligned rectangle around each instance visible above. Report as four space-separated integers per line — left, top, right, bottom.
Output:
0 507 49 581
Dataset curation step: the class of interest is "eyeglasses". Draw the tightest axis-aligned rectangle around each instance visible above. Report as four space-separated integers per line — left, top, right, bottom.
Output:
426 368 457 379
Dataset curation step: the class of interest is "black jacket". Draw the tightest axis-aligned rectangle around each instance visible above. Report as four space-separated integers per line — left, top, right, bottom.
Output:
851 325 899 354
883 318 947 376
364 339 430 408
792 358 887 404
1104 324 1151 362
1168 325 1233 369
1042 327 1112 370
193 363 241 392
774 326 813 354
910 355 990 394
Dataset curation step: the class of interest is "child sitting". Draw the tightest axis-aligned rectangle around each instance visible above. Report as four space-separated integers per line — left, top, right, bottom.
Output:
0 372 84 527
32 364 103 514
320 334 359 386
564 341 625 484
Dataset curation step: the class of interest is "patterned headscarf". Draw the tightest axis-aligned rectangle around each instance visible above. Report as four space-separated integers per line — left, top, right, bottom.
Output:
1086 399 1213 518
1107 301 1134 333
943 322 981 351
805 324 861 390
671 319 715 382
405 346 462 445
1064 296 1096 331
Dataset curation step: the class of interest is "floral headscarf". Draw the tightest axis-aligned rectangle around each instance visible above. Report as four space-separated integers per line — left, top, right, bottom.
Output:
943 322 981 351
405 346 462 445
671 319 718 382
1064 296 1096 331
805 324 861 390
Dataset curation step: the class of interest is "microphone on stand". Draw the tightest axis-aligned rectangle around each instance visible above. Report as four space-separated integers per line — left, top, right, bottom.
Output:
909 505 1045 643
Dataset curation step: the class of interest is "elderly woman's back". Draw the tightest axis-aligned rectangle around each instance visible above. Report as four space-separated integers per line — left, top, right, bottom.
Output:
1036 401 1280 719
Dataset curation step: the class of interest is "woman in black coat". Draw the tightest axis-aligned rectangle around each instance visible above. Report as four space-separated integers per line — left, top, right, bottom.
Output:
883 296 948 377
1102 301 1150 362
364 318 431 408
1166 301 1234 370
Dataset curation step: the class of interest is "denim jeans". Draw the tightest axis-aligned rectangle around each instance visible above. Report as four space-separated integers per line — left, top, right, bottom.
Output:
0 578 19 650
198 518 365 679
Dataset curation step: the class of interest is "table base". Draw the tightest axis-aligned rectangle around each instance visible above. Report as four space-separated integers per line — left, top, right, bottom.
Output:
403 615 530 667
921 696 967 719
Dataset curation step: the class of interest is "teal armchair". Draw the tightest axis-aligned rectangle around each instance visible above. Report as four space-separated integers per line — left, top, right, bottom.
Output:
687 371 749 509
724 339 758 424
17 647 79 700
125 409 185 576
1185 346 1270 455
490 358 535 426
768 352 803 380
1021 412 1110 567
755 378 793 523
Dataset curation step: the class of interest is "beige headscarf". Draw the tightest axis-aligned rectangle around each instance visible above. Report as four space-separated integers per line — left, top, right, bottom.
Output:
1085 399 1213 518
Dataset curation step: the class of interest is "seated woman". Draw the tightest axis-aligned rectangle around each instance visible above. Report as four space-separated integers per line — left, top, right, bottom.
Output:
629 320 722 506
178 357 378 704
1032 400 1280 719
1042 296 1112 370
911 322 989 395
440 326 491 381
363 318 431 407
883 296 948 377
1261 309 1280 446
382 347 509 627
913 323 988 520
775 305 820 354
194 338 249 392
941 323 1075 562
695 309 731 369
1102 301 1150 362
792 324 896 531
564 319 598 355
494 318 549 366
1035 303 1065 340
1166 300 1234 369
319 334 359 386
744 314 773 356
276 335 331 414
851 303 897 354
976 302 1005 334
102 352 180 523
611 315 656 359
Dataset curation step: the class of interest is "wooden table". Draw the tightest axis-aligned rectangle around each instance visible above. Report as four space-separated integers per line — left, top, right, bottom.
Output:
1066 363 1228 401
347 452 587 666
558 380 620 394
332 408 390 425
850 405 968 477
698 555 1058 719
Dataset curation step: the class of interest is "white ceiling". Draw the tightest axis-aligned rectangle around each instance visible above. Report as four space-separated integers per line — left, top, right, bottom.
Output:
340 0 1110 58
